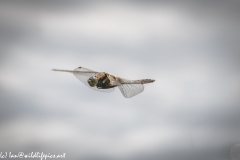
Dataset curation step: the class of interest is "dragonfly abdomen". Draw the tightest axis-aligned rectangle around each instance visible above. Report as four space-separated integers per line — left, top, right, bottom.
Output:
140 79 155 84
120 78 155 84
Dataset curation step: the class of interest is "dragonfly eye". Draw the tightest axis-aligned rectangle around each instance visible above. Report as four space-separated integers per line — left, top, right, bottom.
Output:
88 76 98 87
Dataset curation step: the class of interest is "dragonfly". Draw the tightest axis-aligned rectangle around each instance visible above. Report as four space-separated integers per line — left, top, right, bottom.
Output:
52 66 155 98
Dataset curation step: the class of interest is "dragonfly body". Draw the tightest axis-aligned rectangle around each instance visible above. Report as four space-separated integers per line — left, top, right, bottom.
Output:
52 67 155 98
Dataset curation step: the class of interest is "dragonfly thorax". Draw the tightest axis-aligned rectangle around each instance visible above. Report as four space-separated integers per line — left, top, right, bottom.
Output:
88 72 113 89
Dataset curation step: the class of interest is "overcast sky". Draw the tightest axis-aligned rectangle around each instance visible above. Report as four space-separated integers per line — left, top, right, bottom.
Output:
0 1 240 160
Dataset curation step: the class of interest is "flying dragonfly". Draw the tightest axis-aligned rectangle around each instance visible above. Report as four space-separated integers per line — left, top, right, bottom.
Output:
52 66 155 98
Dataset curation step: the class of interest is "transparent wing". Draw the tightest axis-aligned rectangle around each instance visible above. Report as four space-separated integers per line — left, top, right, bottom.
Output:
118 84 144 98
73 67 115 92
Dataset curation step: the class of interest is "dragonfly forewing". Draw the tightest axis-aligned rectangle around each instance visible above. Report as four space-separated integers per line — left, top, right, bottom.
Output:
73 67 115 92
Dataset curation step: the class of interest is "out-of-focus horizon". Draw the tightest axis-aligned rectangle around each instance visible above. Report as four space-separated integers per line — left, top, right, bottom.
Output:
0 1 240 160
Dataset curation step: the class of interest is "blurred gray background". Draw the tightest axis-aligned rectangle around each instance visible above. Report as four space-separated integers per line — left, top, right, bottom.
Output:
0 1 240 160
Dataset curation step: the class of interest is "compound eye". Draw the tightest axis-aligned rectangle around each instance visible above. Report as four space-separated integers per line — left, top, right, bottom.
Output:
88 76 97 87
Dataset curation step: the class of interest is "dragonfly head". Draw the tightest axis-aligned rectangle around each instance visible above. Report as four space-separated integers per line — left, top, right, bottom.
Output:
88 76 98 87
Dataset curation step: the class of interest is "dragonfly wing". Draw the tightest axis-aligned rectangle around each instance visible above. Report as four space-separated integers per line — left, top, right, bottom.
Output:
118 84 144 98
73 67 115 92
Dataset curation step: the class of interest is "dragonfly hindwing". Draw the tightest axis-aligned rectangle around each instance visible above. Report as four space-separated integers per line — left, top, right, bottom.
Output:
118 84 144 98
